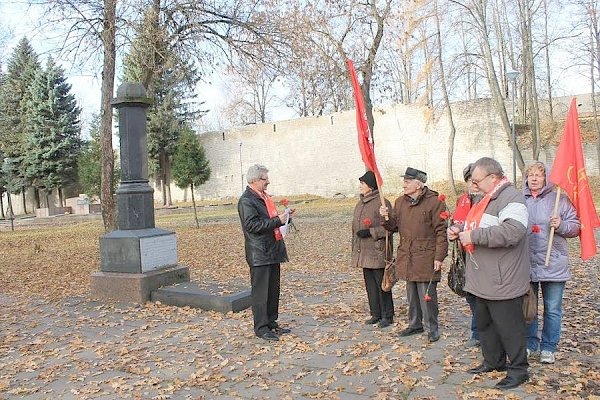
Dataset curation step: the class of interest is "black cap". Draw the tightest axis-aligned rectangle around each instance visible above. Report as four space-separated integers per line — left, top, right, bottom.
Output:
401 167 427 183
359 170 378 190
463 163 473 182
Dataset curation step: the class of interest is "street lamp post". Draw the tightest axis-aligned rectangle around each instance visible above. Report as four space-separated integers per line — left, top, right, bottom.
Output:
2 158 15 232
506 70 520 184
239 142 244 194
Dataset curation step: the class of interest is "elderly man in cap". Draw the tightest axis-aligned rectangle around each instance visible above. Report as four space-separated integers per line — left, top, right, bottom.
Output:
380 167 448 342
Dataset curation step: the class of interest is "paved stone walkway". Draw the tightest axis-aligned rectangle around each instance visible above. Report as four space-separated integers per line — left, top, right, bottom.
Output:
1 257 599 400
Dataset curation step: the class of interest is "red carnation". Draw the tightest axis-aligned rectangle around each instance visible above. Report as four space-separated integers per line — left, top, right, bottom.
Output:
424 294 432 302
531 224 541 233
438 194 446 202
464 243 474 254
440 210 451 220
280 198 289 207
363 217 372 227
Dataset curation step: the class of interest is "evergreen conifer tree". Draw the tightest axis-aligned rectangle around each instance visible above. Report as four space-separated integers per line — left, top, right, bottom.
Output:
171 128 210 228
23 57 82 207
0 38 41 213
122 10 203 206
77 115 119 200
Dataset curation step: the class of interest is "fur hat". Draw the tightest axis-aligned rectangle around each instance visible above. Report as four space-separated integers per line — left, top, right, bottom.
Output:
359 170 378 190
401 167 427 183
463 163 474 182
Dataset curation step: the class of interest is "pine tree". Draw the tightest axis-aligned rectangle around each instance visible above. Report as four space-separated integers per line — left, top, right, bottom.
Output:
171 128 210 228
0 38 41 213
23 57 82 207
77 115 119 200
122 9 203 206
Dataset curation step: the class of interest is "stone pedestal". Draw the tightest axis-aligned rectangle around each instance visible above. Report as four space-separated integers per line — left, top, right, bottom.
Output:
100 228 177 273
91 265 190 303
92 82 189 303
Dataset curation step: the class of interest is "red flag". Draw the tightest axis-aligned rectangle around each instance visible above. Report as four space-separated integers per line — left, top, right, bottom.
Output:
346 59 383 185
549 98 600 260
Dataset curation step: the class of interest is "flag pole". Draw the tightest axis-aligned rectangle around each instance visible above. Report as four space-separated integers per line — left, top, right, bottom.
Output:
544 186 561 266
375 174 389 221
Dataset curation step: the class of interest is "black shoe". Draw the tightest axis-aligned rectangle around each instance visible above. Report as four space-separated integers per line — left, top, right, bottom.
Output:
364 316 381 325
272 327 291 335
495 375 529 390
428 332 440 342
268 322 291 334
377 319 392 328
399 327 424 337
468 363 508 374
259 331 279 341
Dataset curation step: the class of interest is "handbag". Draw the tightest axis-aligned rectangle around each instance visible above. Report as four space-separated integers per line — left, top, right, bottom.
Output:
381 258 398 292
522 284 537 323
447 241 467 297
381 233 397 292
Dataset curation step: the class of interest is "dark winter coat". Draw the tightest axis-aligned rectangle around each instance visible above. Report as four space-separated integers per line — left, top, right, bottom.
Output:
351 190 393 269
383 187 448 282
238 187 288 267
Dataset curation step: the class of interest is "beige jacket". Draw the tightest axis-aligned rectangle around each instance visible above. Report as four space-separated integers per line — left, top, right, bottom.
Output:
351 190 393 269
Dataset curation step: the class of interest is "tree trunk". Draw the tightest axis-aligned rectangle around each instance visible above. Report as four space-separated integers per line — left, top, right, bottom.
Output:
543 0 553 121
593 12 600 168
592 28 600 170
21 191 27 214
520 0 540 162
34 188 40 209
191 183 199 229
476 1 526 174
58 188 64 207
165 154 172 207
160 151 167 206
100 0 117 232
434 0 457 194
0 195 4 219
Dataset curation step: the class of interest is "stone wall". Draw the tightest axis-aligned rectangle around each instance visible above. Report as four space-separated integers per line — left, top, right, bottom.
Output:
183 96 598 200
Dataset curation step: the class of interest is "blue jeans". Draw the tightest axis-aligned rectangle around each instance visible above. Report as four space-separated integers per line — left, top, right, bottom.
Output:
527 281 565 353
466 293 479 340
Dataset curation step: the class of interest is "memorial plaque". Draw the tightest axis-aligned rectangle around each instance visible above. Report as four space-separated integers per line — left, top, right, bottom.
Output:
140 234 177 272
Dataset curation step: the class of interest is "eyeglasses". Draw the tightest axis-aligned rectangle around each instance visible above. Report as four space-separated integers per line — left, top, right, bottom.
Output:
471 174 492 186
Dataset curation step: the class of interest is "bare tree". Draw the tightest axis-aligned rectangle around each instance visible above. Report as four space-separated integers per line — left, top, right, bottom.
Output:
434 0 459 193
450 0 526 174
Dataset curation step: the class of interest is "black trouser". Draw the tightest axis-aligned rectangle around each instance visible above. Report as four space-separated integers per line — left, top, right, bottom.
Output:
363 268 394 321
250 264 281 336
475 296 529 379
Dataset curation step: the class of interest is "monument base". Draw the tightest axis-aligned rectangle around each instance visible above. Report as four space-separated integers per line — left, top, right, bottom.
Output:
151 281 251 313
100 228 177 273
90 264 190 303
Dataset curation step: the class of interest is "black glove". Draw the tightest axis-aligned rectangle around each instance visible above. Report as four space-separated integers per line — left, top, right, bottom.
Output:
356 229 371 238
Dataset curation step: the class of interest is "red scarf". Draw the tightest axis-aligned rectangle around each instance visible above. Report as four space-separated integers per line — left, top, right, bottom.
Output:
464 177 508 233
251 188 282 241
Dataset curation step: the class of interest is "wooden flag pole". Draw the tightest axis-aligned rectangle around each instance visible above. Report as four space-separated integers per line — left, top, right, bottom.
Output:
376 174 389 221
544 186 562 266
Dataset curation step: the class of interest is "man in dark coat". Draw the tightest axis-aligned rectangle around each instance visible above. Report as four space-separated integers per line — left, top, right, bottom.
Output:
380 167 448 343
238 164 294 341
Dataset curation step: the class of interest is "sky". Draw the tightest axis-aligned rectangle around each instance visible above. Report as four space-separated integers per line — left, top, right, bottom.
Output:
0 1 298 137
0 1 593 138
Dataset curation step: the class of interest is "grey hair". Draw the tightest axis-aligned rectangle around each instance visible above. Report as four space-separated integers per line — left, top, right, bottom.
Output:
473 157 505 178
247 164 269 183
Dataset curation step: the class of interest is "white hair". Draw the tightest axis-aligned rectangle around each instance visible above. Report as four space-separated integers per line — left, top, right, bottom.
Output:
246 164 268 183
